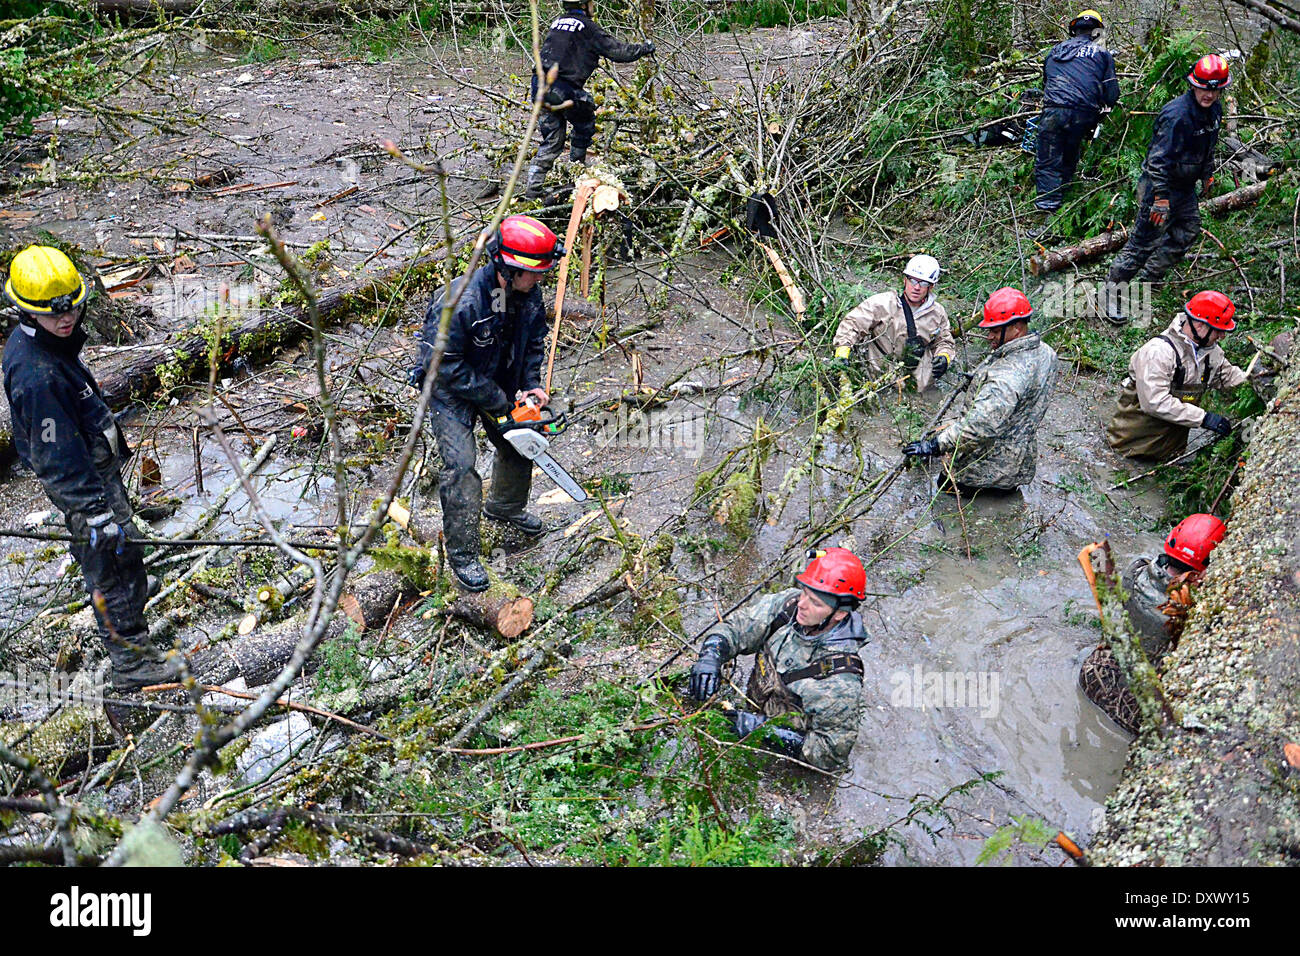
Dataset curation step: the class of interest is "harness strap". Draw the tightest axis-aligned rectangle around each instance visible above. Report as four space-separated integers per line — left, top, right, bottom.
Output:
782 654 865 684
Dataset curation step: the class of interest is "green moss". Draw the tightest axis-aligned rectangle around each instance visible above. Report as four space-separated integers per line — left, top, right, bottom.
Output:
371 542 438 592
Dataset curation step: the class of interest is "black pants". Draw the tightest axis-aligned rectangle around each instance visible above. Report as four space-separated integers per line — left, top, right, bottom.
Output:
427 400 534 565
66 472 152 685
1108 176 1201 284
1034 106 1097 210
526 79 597 198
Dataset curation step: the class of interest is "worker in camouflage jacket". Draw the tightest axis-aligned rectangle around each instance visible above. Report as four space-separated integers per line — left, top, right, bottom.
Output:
688 548 869 772
3 245 173 693
525 0 654 199
903 288 1058 492
831 254 956 393
1106 291 1247 460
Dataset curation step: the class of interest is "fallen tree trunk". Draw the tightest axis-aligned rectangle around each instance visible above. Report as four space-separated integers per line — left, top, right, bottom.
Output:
1090 353 1300 865
1029 180 1271 275
449 568 534 640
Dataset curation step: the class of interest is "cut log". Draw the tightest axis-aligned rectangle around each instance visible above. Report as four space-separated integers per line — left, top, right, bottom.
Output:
1029 180 1272 275
449 568 533 640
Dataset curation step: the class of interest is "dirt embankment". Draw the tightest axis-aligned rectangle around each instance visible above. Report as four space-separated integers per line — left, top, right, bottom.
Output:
1091 358 1300 865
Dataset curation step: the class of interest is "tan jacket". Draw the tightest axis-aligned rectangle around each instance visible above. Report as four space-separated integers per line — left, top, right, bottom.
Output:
1128 318 1248 427
1106 317 1248 459
833 291 955 392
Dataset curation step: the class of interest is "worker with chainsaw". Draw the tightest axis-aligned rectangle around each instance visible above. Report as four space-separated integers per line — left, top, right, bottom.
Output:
525 0 655 200
688 548 869 772
410 215 563 592
1034 10 1120 214
1104 54 1228 323
3 245 173 693
831 254 955 392
1079 514 1225 734
902 288 1058 493
1106 290 1248 460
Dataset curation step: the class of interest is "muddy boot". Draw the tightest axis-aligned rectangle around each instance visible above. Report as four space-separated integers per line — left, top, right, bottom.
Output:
482 507 546 536
450 558 490 593
1100 283 1127 325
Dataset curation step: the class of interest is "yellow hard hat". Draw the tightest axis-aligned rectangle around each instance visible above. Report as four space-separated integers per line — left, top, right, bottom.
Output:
1069 9 1104 32
4 245 87 315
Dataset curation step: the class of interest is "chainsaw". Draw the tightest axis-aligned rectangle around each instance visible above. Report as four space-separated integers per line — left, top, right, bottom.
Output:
495 398 588 502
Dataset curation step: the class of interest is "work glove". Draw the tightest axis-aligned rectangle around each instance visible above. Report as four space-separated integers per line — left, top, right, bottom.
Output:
902 435 941 458
1149 198 1170 227
641 41 655 56
729 710 807 758
407 364 426 390
902 335 927 372
1200 176 1215 199
932 354 950 379
689 643 724 700
1202 412 1233 437
766 726 807 758
87 516 128 558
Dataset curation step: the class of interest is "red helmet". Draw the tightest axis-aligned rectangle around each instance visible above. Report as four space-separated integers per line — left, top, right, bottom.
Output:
1183 290 1236 331
1188 54 1231 89
796 547 866 609
494 215 564 272
1164 513 1227 572
980 287 1033 327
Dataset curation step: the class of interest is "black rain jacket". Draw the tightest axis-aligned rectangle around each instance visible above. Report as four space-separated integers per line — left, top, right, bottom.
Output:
1143 90 1221 197
540 7 648 89
3 321 129 524
415 263 547 421
1042 36 1120 112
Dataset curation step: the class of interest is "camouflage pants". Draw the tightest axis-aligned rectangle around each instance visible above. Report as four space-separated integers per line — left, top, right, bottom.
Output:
1107 177 1201 284
525 80 597 199
66 471 153 686
427 400 534 565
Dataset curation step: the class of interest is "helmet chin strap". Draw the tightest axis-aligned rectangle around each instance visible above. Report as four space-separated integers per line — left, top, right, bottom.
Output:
1186 318 1213 348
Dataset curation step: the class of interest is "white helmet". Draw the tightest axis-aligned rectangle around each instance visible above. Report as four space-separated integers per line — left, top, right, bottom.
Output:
903 254 941 285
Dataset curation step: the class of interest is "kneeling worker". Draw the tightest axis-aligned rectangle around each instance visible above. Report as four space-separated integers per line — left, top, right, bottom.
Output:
832 254 955 392
902 287 1058 492
688 548 869 772
1079 513 1225 733
1106 290 1247 460
3 245 172 692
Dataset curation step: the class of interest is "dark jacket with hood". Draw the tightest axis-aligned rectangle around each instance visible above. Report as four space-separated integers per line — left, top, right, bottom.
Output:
3 319 128 525
1144 90 1221 197
415 262 547 422
540 6 649 89
1042 35 1120 113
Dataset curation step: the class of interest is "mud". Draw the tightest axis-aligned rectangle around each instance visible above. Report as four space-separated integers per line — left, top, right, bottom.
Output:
0 27 1186 865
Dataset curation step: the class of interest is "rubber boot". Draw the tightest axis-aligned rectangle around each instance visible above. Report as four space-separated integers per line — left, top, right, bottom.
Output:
450 559 490 592
483 507 546 536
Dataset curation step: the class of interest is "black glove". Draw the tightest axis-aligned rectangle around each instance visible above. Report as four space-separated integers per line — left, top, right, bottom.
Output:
407 364 427 390
641 41 655 56
932 354 949 379
767 726 806 758
689 639 725 699
729 709 766 736
1202 412 1233 437
902 436 941 458
87 518 127 558
902 335 927 371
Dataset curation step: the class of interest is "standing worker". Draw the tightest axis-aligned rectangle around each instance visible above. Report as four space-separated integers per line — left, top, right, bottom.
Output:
3 245 172 693
1034 10 1120 214
1104 55 1228 323
524 0 655 200
1106 290 1247 460
831 254 956 392
409 215 563 592
688 548 869 772
902 288 1058 493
